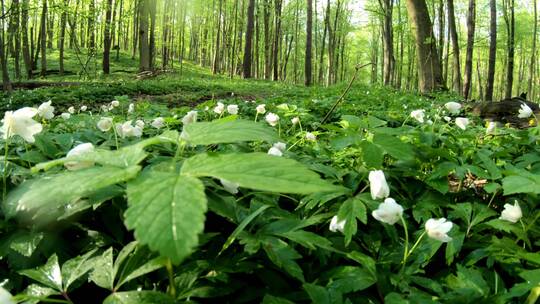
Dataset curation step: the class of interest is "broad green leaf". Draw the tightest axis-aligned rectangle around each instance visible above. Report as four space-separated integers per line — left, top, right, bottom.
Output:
279 230 333 251
125 171 207 264
326 266 377 293
9 232 44 257
304 283 331 304
112 241 139 281
182 153 342 194
337 197 367 246
90 248 114 290
373 133 415 161
220 204 272 253
19 254 62 291
116 256 167 289
262 237 304 281
476 150 502 179
360 141 384 169
181 119 278 145
103 291 175 304
61 249 97 291
4 166 141 218
19 284 61 304
262 294 295 304
502 175 540 195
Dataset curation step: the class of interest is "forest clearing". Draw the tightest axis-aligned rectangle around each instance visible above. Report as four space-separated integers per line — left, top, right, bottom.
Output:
0 0 539 303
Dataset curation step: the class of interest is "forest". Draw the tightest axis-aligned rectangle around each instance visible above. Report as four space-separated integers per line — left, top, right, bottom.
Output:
0 0 539 303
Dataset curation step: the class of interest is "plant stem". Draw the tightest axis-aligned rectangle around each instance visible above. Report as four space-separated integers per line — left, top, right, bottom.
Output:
402 231 426 267
3 138 9 202
166 258 176 298
400 215 409 264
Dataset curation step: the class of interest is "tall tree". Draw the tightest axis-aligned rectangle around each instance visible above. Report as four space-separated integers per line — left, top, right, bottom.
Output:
212 0 223 74
139 0 151 71
447 0 461 94
305 0 313 86
504 0 515 98
462 0 476 99
380 0 394 86
405 0 444 92
485 0 497 101
528 0 538 96
0 0 12 91
21 0 32 79
40 0 48 77
243 0 256 78
103 0 113 74
272 0 283 81
59 0 69 76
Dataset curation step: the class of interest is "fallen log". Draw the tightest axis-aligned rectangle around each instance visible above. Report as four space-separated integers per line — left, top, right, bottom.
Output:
3 81 81 90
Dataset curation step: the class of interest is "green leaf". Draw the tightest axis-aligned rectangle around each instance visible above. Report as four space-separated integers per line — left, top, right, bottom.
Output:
502 175 540 195
182 153 342 194
90 248 114 290
115 256 167 289
262 294 295 304
337 197 367 246
4 166 141 218
61 249 98 291
373 133 415 161
9 232 44 257
262 237 305 281
326 266 377 293
220 204 272 253
19 254 63 291
279 230 333 251
19 284 61 304
125 171 207 264
103 291 175 304
360 141 384 169
181 119 278 145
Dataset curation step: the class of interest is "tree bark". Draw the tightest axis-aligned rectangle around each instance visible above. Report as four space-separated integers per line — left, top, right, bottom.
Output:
212 0 223 74
103 0 113 74
485 0 497 101
504 0 515 98
447 0 461 94
0 0 12 91
40 0 47 77
59 0 69 76
462 0 476 99
380 0 394 86
272 0 283 81
243 0 256 78
305 0 313 86
405 0 444 92
528 0 537 96
139 0 150 71
21 0 32 79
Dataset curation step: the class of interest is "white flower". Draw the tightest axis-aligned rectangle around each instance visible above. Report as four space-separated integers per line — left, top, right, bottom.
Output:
267 147 283 156
128 103 135 113
426 119 433 125
220 178 239 194
61 113 71 120
486 121 497 135
444 102 462 114
101 105 109 112
455 117 469 130
37 100 55 119
110 100 120 108
213 102 225 114
291 117 300 125
80 105 88 112
265 112 280 126
135 119 145 129
151 117 165 129
369 170 390 200
227 104 239 115
64 143 95 171
518 103 533 118
372 198 404 225
329 215 346 233
425 218 453 242
273 142 286 152
182 111 198 125
0 287 15 304
0 108 43 143
305 132 317 141
117 121 142 138
97 117 113 132
410 109 425 123
256 104 266 114
444 116 452 122
499 201 522 223
68 106 75 114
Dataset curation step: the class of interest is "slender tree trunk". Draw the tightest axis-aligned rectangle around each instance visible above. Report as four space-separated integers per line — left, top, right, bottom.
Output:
21 0 32 78
485 0 497 101
243 0 256 78
263 0 271 79
405 0 444 92
59 0 68 75
40 0 47 77
103 0 113 74
319 0 329 84
139 0 150 71
504 0 515 98
212 0 223 74
148 0 156 69
305 0 313 86
462 0 476 99
380 0 394 86
528 0 538 96
0 0 12 91
272 0 282 81
447 0 461 94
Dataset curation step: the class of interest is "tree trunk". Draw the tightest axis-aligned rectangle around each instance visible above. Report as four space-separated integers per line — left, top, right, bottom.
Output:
59 0 68 75
305 0 313 86
447 0 461 94
243 0 256 78
405 0 444 92
462 0 476 99
318 0 329 84
21 0 32 79
103 0 113 74
504 0 515 98
40 0 47 77
272 0 283 81
528 0 537 96
212 0 223 74
0 0 12 91
148 0 156 69
485 0 497 101
380 0 394 86
139 0 150 71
